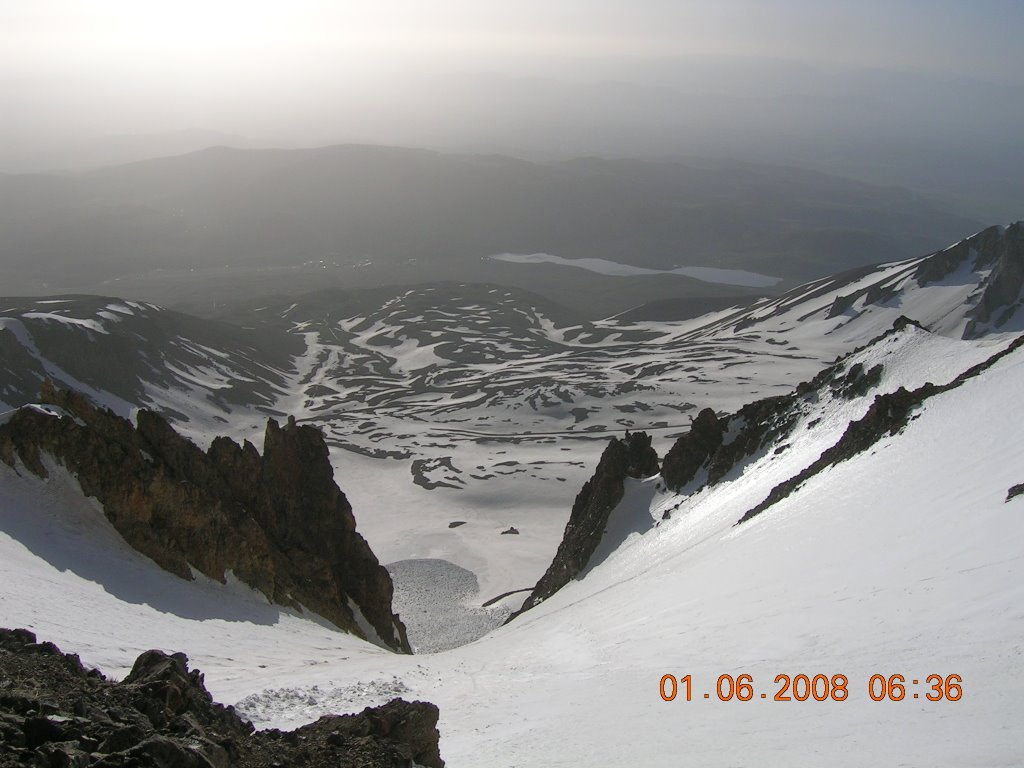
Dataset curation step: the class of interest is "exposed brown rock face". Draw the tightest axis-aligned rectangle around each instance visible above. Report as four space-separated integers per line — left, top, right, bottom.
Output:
0 383 410 654
0 628 444 767
507 431 658 620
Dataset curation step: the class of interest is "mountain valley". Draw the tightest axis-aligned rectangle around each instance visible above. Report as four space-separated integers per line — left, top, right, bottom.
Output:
1 223 1023 766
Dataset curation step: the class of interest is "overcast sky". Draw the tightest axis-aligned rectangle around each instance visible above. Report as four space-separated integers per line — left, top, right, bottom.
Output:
1 0 1023 196
4 1 1023 80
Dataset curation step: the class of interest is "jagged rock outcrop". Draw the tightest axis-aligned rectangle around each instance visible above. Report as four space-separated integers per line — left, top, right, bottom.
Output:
0 383 410 653
0 628 444 767
908 222 1024 337
660 407 723 490
656 316 1024 528
255 698 444 768
659 320 933 496
507 431 658 620
915 222 1020 288
829 362 884 400
737 385 937 524
820 223 1024 338
661 394 797 493
739 331 1024 523
963 222 1024 336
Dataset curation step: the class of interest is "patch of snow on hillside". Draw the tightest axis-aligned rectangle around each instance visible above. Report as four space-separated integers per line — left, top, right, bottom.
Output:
22 312 109 334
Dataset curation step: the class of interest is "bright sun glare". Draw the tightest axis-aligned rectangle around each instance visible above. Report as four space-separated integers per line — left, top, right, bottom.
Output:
98 0 297 54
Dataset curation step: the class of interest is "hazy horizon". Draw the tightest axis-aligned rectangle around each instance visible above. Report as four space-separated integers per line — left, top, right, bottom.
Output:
2 2 1023 221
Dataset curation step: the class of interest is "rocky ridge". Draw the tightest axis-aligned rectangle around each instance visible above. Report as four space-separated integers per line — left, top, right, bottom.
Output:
662 316 1024 525
0 628 443 768
0 383 410 653
513 316 1024 614
718 222 1024 341
828 222 1024 339
660 320 934 498
508 431 659 620
739 330 1024 523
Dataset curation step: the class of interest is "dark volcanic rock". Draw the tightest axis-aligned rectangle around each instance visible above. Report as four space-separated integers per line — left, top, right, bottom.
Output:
911 222 1024 338
737 385 936 524
830 362 884 400
661 408 723 489
0 384 410 654
822 223 1024 338
252 699 444 768
0 628 444 768
621 431 660 480
661 395 799 493
660 318 935 497
507 432 658 620
739 332 1024 523
705 395 797 486
964 223 1024 337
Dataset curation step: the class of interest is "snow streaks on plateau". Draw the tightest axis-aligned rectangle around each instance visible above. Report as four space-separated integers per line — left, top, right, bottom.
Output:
1 223 1023 766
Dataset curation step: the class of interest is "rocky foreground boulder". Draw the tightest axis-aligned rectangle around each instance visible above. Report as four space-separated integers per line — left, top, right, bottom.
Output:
0 383 410 653
508 431 659 620
0 628 444 767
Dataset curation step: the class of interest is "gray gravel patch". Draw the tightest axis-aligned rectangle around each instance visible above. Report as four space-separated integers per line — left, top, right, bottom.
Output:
386 558 511 653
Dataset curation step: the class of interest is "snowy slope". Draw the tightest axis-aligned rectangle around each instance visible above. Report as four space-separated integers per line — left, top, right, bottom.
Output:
2 316 1022 766
248 323 1024 766
0 295 298 446
0 455 390 692
2 225 1024 763
274 225 1022 605
694 222 1024 343
2 225 1023 638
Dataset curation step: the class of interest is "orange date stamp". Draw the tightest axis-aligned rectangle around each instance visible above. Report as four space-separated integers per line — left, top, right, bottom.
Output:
659 673 963 702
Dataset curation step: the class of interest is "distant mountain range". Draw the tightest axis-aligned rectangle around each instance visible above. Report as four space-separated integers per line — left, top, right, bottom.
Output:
0 145 983 314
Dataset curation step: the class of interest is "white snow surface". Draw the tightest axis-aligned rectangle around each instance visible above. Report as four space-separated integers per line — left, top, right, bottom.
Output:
3 237 1024 764
0 455 387 690
2 328 1023 766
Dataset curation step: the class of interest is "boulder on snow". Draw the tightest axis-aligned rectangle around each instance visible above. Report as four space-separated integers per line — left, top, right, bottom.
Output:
0 627 446 767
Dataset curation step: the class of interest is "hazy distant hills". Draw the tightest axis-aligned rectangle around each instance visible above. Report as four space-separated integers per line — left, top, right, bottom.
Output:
0 145 982 313
3 222 1020 454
